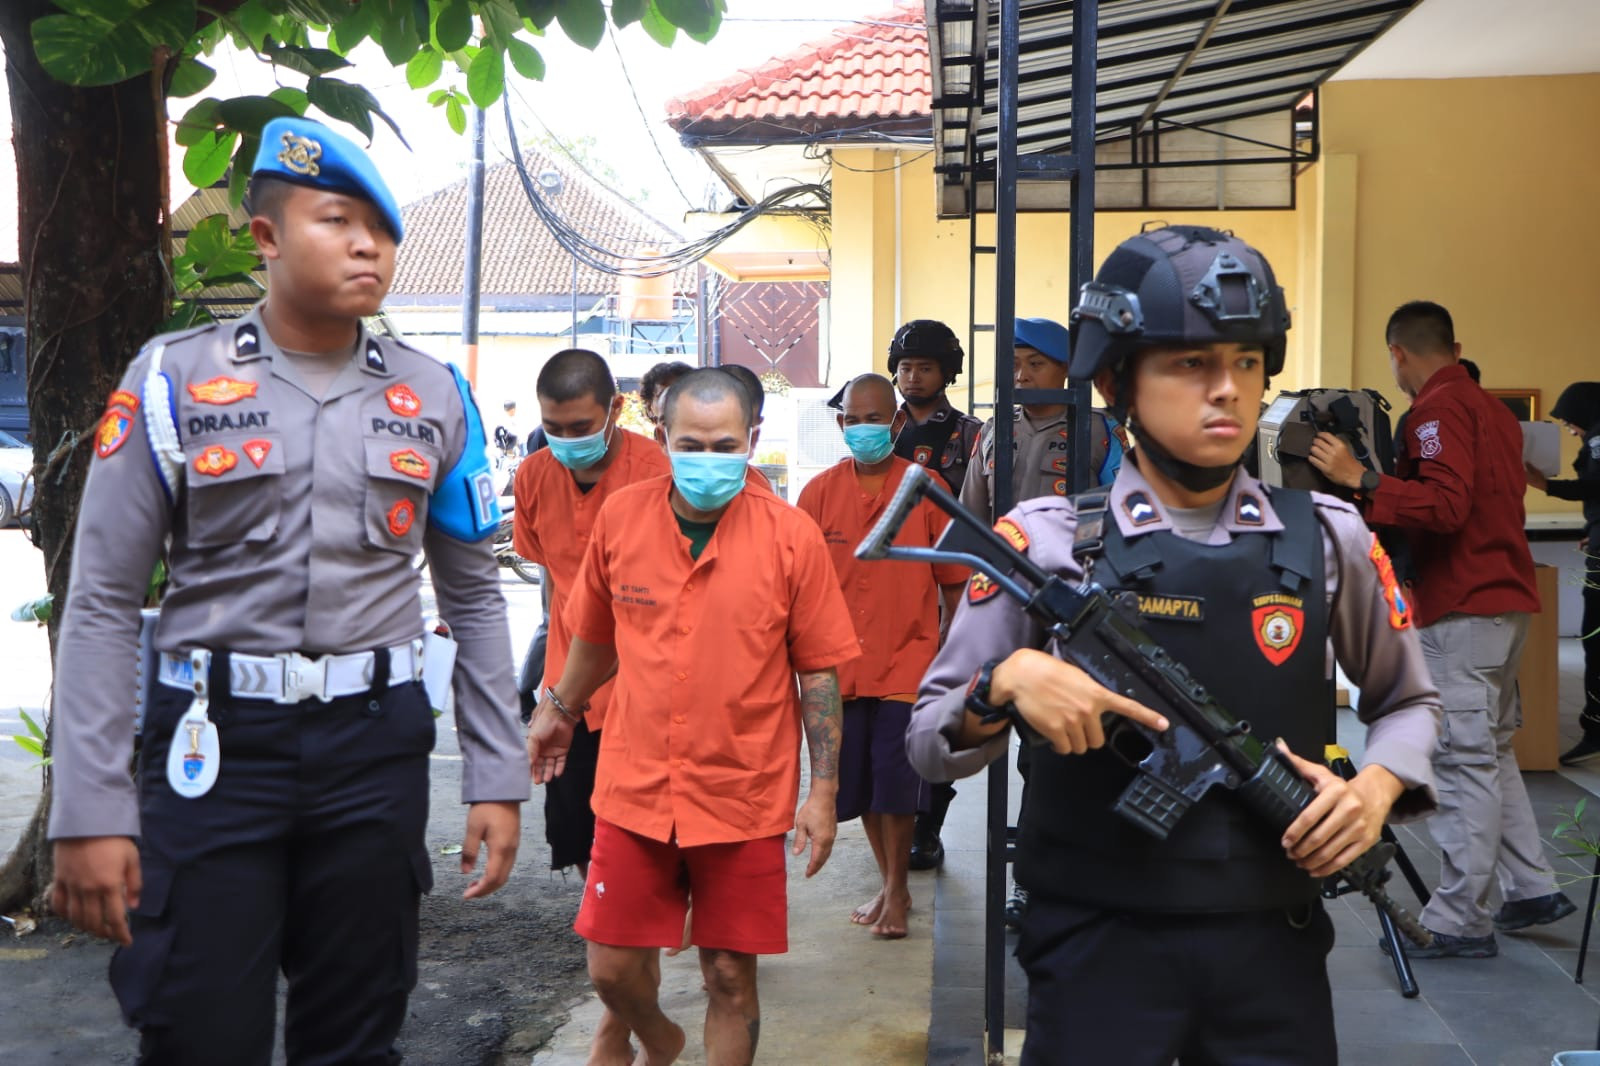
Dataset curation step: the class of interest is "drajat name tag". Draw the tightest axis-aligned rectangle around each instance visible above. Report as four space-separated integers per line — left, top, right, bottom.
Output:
166 708 220 798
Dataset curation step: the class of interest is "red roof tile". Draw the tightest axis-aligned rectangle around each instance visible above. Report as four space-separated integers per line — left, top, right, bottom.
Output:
666 2 930 141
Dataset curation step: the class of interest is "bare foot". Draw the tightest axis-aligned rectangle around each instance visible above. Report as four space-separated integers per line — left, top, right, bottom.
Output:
872 891 912 939
586 1007 634 1066
633 1021 686 1066
851 890 884 925
664 907 693 957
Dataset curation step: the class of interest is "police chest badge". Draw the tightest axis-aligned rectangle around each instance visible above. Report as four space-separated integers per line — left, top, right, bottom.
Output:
1251 593 1304 665
386 384 422 417
913 445 934 466
193 444 238 477
188 377 259 405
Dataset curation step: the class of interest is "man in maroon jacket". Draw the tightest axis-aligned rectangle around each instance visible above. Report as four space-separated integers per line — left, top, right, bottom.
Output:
1311 300 1572 957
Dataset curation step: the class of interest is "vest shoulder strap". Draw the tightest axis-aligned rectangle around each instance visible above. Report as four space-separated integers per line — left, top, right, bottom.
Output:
1263 485 1319 594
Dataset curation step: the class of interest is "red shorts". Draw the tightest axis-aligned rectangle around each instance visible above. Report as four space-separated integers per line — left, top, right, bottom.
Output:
574 818 789 955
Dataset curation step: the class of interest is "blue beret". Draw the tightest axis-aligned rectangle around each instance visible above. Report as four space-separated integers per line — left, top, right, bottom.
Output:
252 118 404 243
1013 317 1071 363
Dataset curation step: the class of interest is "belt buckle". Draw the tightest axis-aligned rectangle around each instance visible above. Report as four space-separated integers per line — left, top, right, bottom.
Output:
276 652 330 704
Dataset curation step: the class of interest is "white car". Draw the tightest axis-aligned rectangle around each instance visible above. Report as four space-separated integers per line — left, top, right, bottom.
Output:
0 429 35 528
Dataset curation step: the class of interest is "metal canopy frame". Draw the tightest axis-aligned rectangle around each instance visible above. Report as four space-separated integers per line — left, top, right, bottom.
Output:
925 2 1422 1059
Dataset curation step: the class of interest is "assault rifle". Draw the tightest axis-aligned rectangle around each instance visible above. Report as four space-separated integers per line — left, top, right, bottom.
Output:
857 464 1432 949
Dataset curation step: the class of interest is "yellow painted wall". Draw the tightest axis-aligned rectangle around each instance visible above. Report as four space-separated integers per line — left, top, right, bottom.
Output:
827 148 1306 407
1318 73 1600 514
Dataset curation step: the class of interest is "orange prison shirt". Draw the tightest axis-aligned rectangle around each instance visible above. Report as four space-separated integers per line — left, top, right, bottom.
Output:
512 429 670 731
796 457 967 701
566 475 861 847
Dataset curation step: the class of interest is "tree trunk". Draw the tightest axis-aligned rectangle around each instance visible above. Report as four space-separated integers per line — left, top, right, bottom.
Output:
0 2 167 913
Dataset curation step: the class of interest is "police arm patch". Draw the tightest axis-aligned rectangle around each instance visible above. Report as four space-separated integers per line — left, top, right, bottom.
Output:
967 571 1001 604
1368 534 1411 630
994 516 1029 552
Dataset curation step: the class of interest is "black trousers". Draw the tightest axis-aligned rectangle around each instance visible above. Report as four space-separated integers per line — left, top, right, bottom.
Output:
112 680 435 1066
1016 895 1337 1066
1581 553 1600 734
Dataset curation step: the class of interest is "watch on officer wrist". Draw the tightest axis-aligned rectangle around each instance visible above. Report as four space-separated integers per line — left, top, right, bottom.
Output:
965 659 1016 727
1358 469 1381 495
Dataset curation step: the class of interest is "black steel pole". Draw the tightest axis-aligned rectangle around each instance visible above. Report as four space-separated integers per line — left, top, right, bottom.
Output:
461 105 487 386
986 1 1022 1061
1067 0 1099 494
570 255 579 346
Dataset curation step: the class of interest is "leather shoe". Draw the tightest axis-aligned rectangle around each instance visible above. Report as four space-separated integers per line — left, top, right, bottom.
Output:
1561 734 1600 766
908 832 944 872
1494 892 1578 932
1380 928 1497 958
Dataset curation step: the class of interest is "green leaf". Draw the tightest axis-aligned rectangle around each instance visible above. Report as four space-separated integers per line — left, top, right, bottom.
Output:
505 38 545 81
376 4 422 66
268 87 310 115
328 4 376 51
14 736 43 758
168 57 216 98
427 88 451 106
174 97 223 147
639 4 677 47
264 39 353 77
654 0 715 36
685 3 722 45
31 0 198 87
18 710 44 742
217 95 299 135
434 0 474 52
480 0 525 46
228 134 259 210
611 0 646 27
466 46 505 109
445 93 467 135
307 77 412 150
180 214 260 284
406 47 444 89
184 130 239 189
236 2 276 50
1578 796 1588 821
555 0 605 49
514 0 557 30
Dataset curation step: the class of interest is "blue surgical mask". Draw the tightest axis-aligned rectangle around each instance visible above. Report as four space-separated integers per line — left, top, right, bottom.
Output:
547 416 612 470
668 435 750 511
843 423 894 464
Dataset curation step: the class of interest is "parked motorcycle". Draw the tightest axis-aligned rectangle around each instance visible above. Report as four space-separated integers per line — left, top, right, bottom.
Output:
414 499 539 585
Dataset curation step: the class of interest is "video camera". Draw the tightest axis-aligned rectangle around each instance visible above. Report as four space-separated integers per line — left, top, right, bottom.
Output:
1257 388 1395 501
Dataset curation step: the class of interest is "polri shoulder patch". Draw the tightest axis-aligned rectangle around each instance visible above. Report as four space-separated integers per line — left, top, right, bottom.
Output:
1368 534 1411 630
95 406 135 459
967 571 1001 605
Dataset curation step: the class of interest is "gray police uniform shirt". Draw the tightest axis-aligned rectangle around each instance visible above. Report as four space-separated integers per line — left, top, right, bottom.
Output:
960 406 1120 523
49 305 528 840
910 461 1441 818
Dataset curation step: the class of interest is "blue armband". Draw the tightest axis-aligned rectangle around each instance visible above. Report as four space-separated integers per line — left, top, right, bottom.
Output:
429 364 501 542
1096 412 1125 487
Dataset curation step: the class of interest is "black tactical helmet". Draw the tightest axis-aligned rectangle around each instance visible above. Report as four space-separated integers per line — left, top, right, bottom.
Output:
888 319 965 385
1068 225 1289 382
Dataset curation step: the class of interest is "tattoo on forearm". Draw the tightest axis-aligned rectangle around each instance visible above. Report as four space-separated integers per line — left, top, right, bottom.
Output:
799 670 842 781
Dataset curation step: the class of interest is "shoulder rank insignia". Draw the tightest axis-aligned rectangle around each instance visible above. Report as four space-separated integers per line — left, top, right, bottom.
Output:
387 498 416 537
386 384 421 417
189 377 259 405
994 516 1029 552
233 324 260 358
1251 593 1305 665
1123 490 1159 526
1235 493 1264 525
242 439 272 468
1368 535 1411 630
366 340 387 373
389 448 431 480
193 444 238 477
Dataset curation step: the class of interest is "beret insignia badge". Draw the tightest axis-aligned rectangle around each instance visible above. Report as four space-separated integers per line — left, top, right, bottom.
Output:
278 132 322 177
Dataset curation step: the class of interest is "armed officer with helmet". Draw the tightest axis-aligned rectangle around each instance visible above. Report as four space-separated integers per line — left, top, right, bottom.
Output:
881 318 983 872
907 225 1441 1063
47 118 526 1064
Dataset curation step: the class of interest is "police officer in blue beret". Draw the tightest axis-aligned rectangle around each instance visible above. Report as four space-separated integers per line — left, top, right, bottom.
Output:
47 117 528 1064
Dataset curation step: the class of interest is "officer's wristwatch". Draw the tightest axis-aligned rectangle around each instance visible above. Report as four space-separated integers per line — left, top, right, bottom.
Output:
1358 469 1381 495
965 659 1016 726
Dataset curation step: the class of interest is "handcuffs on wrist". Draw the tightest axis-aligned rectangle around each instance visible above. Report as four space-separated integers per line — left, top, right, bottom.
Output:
544 686 589 724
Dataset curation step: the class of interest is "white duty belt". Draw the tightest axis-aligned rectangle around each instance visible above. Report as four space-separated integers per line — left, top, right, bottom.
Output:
158 643 424 704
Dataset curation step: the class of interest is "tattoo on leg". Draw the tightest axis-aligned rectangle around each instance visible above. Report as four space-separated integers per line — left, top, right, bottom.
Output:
799 669 842 782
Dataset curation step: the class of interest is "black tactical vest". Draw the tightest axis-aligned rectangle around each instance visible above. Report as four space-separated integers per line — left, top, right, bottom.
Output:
1016 486 1330 912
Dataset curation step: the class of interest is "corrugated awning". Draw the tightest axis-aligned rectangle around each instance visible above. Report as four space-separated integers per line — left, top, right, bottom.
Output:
928 0 1421 217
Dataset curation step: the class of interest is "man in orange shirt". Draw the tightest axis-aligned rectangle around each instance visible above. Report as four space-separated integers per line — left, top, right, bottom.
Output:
528 368 858 1066
512 348 670 882
797 374 965 939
